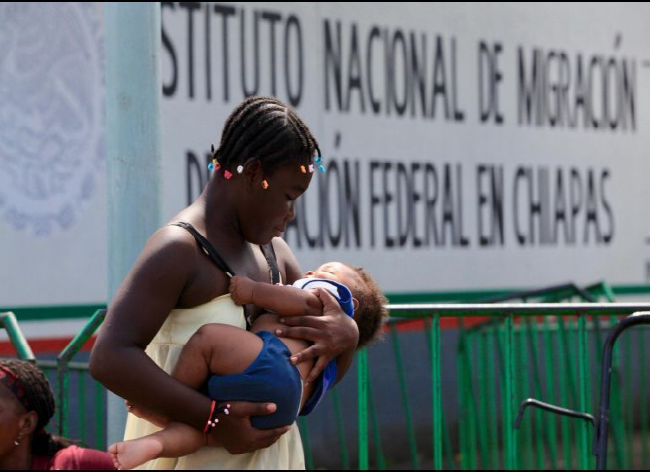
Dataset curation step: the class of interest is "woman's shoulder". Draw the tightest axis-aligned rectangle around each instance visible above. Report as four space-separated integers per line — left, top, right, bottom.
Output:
142 223 200 264
123 224 201 292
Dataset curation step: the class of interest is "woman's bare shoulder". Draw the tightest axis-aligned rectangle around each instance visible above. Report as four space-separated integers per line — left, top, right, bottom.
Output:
142 224 199 266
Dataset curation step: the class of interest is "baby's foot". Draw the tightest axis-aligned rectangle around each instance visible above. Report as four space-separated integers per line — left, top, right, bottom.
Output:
108 438 164 470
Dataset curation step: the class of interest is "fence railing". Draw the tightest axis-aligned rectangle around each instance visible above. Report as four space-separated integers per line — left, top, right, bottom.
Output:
0 310 107 449
348 302 650 470
4 295 650 470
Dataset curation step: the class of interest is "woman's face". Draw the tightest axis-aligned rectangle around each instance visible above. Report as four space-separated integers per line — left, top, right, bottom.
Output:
0 384 25 457
239 163 313 244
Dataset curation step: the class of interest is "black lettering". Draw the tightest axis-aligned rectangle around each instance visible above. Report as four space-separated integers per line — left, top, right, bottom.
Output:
161 2 178 97
456 164 469 246
620 58 636 131
411 163 423 248
367 26 382 114
346 23 365 113
600 169 614 243
584 169 600 243
179 2 201 99
343 161 361 248
553 169 570 244
325 161 343 247
513 167 527 245
284 15 303 106
383 162 395 247
261 11 282 96
451 37 465 122
410 32 427 118
240 9 260 97
370 161 381 248
213 4 236 101
396 163 411 246
391 30 408 116
186 151 207 205
424 163 439 246
441 164 454 245
569 168 583 243
324 20 343 111
431 36 449 119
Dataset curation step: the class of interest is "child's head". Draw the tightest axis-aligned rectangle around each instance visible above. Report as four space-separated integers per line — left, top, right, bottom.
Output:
305 262 389 347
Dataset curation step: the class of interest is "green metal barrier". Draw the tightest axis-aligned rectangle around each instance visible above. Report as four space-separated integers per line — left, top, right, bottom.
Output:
351 302 650 470
6 293 650 470
0 311 35 360
0 309 107 450
56 309 107 448
300 283 613 469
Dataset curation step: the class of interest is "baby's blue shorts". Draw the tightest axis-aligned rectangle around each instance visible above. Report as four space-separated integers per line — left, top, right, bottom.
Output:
206 330 302 429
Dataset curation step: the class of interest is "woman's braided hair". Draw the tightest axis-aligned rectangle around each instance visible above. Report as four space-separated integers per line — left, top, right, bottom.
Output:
214 95 320 175
0 359 74 455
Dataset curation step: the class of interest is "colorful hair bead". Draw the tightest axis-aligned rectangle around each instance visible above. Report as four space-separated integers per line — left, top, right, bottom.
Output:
318 164 325 173
315 156 323 164
208 145 222 171
237 165 244 174
309 164 314 173
224 170 233 180
300 165 307 173
208 159 221 171
262 179 269 189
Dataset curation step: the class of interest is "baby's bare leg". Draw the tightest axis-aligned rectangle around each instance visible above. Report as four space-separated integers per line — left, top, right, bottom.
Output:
112 325 266 469
172 323 264 386
109 421 204 470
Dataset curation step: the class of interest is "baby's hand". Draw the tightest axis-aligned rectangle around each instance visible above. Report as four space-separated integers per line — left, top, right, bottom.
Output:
229 276 255 306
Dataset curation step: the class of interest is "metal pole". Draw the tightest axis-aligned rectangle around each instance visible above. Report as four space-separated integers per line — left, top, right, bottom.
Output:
105 2 162 446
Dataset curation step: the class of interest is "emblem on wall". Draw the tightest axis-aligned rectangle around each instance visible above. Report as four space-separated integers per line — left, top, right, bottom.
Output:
0 3 104 236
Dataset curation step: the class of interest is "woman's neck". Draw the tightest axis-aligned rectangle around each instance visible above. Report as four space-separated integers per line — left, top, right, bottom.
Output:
200 182 248 251
0 443 32 470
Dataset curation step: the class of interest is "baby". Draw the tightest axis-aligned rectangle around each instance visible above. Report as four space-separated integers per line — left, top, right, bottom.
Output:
109 262 388 470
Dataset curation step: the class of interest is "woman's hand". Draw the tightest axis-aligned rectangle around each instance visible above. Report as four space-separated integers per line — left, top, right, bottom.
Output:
211 401 291 454
276 288 359 382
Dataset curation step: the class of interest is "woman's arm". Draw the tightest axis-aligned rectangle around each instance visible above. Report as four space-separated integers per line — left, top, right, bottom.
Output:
272 239 359 383
91 228 212 427
278 288 358 383
91 227 288 452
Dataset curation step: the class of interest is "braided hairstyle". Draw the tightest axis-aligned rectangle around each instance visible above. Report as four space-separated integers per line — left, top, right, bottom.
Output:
214 96 320 175
0 359 74 455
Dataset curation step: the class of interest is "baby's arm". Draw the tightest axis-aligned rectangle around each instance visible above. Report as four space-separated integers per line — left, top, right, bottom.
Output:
230 276 322 316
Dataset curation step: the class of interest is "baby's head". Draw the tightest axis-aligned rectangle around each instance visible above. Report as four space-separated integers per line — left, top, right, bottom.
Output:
305 262 389 347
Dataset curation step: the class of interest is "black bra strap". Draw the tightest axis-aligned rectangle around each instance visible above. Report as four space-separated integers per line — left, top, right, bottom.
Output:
169 222 235 278
170 221 282 329
260 243 281 285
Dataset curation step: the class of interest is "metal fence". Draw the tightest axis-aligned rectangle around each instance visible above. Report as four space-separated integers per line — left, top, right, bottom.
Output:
0 310 107 450
4 292 650 470
345 302 650 470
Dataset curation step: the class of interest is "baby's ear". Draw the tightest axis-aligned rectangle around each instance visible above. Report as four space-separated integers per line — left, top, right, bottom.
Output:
352 298 360 312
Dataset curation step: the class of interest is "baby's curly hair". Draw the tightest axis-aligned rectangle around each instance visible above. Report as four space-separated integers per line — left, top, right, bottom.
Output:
345 265 389 347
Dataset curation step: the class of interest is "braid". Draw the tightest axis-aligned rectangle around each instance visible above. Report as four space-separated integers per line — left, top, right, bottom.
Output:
215 96 320 175
0 359 74 455
218 99 280 160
